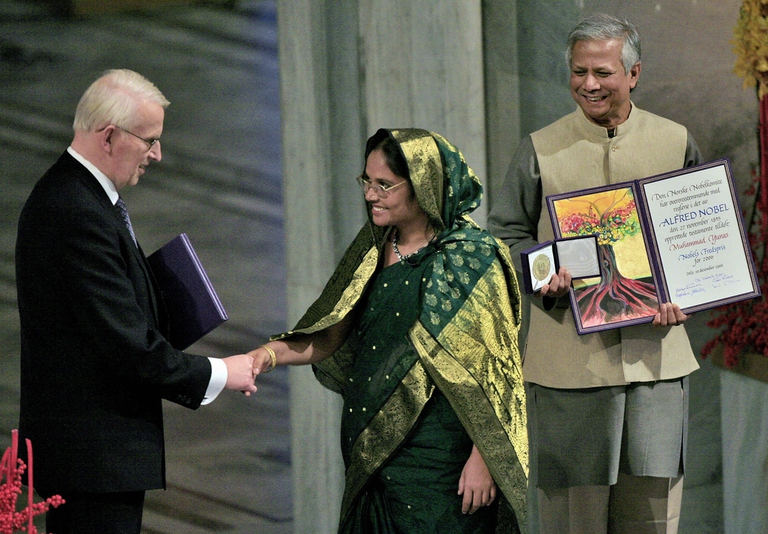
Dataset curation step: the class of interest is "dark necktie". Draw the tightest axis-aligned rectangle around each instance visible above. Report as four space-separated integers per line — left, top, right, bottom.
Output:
115 197 137 247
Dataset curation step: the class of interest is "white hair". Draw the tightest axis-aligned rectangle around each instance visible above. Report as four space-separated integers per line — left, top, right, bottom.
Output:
72 69 169 132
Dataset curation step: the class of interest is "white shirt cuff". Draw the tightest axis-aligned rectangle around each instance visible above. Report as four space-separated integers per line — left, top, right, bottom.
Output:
202 357 227 405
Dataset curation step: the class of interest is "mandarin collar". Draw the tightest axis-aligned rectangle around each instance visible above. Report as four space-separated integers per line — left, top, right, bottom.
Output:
575 102 637 141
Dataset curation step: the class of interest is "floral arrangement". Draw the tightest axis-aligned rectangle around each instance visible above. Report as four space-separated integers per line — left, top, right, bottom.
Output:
701 0 768 367
733 0 768 98
701 165 768 367
1 430 63 534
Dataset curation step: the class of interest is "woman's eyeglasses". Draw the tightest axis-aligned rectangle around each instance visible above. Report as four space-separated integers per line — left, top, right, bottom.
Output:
356 175 407 197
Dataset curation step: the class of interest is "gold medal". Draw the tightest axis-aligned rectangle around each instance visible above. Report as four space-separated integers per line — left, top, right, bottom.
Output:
532 254 552 281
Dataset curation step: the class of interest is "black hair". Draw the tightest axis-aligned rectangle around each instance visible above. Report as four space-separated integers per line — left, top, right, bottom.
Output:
364 129 410 181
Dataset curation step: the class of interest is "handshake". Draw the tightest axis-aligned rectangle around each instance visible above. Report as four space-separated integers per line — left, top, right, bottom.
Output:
221 344 278 396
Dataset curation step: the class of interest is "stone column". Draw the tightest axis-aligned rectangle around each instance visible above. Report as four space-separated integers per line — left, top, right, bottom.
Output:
482 0 521 203
358 0 488 224
277 3 348 533
277 1 491 532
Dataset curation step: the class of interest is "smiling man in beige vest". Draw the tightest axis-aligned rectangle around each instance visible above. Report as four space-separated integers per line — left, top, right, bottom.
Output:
489 13 700 534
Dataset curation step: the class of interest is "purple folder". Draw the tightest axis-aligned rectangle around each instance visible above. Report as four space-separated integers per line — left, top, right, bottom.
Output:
147 233 228 350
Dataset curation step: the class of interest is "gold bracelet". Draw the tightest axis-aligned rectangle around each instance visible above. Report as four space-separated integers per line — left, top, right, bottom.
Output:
260 344 277 373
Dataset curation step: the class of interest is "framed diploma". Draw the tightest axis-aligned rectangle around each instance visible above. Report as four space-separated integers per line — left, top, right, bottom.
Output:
637 159 760 312
546 159 760 335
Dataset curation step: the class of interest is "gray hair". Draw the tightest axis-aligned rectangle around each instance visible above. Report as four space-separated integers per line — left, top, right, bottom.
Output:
73 69 170 132
565 13 641 74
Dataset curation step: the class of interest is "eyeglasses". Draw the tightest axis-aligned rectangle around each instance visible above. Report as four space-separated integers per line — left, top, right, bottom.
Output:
117 126 160 150
356 175 408 197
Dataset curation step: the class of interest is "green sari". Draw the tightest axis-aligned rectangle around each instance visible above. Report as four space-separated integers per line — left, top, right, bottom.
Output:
274 129 528 533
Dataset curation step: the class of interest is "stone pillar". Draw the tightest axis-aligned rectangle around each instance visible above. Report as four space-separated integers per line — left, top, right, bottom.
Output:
277 1 491 532
277 3 347 533
482 0 521 203
359 0 488 224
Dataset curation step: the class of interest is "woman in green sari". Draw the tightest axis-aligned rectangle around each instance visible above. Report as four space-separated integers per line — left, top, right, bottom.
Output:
250 128 528 533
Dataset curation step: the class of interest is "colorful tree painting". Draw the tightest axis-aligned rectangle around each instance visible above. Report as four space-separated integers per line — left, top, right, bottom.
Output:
554 186 658 327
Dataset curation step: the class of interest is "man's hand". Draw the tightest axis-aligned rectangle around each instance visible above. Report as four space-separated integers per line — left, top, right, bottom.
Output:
652 302 687 326
537 267 572 299
458 445 497 514
222 354 257 396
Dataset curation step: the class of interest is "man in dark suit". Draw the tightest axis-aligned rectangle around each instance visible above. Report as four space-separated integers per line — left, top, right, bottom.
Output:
15 69 258 533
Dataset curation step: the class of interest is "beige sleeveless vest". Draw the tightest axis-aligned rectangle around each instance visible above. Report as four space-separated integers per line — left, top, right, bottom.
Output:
524 106 700 388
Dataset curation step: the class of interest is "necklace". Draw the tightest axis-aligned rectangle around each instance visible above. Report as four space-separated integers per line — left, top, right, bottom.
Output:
392 230 433 262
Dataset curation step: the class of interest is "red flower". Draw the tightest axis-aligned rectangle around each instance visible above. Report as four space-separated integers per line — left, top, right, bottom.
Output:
1 430 64 534
703 162 768 366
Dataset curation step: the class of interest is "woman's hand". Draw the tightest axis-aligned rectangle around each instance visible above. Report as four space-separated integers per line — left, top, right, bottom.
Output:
458 444 497 514
247 345 276 378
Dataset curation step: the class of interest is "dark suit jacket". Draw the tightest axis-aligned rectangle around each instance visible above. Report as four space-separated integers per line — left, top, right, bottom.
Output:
16 151 212 494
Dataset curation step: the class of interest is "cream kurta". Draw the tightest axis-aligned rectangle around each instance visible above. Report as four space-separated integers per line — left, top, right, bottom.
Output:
491 105 700 389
